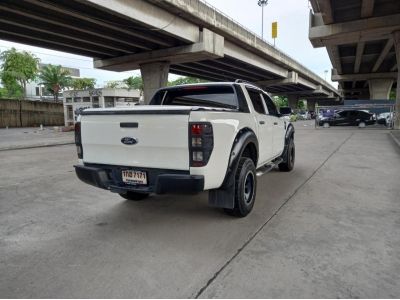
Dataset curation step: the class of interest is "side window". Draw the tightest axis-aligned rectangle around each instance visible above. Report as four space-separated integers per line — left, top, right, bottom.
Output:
262 94 279 116
247 89 265 114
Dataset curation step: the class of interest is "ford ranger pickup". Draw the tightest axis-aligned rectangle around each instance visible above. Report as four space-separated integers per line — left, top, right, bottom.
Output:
74 81 295 217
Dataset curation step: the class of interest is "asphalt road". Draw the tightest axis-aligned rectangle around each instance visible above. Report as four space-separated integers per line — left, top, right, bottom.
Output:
1 122 399 298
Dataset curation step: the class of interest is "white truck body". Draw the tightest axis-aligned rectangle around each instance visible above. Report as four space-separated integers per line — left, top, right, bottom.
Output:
75 82 295 217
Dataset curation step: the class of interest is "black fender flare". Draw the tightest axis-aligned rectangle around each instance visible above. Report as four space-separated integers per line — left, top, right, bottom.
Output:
208 128 258 209
223 128 258 188
285 123 295 142
282 123 295 162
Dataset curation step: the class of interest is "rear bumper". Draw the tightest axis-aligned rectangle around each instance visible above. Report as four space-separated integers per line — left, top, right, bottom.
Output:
74 164 204 194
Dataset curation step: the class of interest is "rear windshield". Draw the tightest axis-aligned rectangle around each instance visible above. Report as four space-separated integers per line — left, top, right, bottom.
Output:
151 85 238 109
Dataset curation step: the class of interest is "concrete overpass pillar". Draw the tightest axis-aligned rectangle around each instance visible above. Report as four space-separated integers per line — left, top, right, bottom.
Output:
140 61 170 104
287 95 298 110
368 79 393 100
307 99 316 112
394 31 400 129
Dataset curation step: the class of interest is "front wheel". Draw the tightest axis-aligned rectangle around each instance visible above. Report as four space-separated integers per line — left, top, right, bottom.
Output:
224 157 257 218
119 191 150 201
279 136 295 172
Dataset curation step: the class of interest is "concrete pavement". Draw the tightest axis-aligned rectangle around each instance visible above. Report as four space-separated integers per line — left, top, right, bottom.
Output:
0 127 74 151
0 123 399 298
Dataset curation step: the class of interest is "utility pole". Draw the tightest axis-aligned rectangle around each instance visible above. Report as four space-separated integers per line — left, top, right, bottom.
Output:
258 0 268 40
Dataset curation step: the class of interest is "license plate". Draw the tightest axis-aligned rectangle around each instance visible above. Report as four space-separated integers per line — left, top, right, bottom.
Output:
121 170 147 185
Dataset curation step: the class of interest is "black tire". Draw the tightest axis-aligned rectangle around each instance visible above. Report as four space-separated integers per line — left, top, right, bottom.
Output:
119 191 149 201
279 136 295 172
224 157 257 218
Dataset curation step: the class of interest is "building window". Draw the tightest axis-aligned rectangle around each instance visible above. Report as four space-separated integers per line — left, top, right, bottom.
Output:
67 105 73 120
104 97 115 108
74 97 82 103
35 87 40 96
92 96 99 108
66 98 72 103
83 97 90 102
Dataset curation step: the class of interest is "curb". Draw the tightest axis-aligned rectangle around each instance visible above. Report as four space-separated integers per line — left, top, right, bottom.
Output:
0 142 74 152
389 131 400 149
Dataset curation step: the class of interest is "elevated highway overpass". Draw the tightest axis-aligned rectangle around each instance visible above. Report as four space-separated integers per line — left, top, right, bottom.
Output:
309 0 400 128
0 0 340 109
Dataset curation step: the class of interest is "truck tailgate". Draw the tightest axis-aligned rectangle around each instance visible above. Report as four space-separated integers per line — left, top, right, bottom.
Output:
81 107 190 170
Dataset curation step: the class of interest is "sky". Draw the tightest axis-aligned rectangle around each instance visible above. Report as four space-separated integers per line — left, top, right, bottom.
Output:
0 0 335 87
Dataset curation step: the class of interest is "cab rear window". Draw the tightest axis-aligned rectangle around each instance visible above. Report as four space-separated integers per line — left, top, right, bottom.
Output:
151 85 238 109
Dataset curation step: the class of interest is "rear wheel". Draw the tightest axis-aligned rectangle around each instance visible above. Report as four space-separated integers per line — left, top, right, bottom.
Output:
224 157 257 218
119 191 149 201
279 136 295 172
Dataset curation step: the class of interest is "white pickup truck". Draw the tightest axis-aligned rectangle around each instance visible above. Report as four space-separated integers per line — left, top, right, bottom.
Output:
74 81 295 217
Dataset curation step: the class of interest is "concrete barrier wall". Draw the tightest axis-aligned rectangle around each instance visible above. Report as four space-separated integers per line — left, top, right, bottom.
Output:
0 99 64 128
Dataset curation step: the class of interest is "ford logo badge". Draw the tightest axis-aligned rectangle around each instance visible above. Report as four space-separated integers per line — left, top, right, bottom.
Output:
121 137 138 145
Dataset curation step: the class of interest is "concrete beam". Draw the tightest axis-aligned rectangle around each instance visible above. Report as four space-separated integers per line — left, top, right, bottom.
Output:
354 42 365 73
372 39 394 72
23 0 172 47
84 0 200 43
224 41 288 78
0 28 115 57
258 72 317 90
257 71 298 86
310 13 400 47
332 72 398 81
327 46 343 74
312 0 334 24
0 18 132 55
191 62 255 81
272 85 330 96
94 29 224 71
368 79 394 99
361 0 375 18
0 3 152 51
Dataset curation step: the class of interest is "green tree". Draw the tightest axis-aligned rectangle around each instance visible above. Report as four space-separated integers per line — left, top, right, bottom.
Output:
123 76 143 91
0 48 39 99
273 96 288 108
71 77 96 90
297 100 305 109
105 81 119 89
168 76 205 86
38 64 72 102
0 80 23 99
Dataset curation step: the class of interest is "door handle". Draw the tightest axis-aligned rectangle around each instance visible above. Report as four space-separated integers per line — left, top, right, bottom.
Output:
273 122 278 125
259 121 265 125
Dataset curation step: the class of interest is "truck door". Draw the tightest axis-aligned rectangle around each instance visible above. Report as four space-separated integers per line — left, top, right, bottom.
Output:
246 88 274 166
262 93 285 157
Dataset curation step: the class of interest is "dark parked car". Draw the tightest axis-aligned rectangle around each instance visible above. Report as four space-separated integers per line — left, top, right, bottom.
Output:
318 110 375 127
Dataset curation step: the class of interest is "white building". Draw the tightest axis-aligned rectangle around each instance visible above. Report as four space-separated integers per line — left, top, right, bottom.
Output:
63 88 142 126
25 65 80 101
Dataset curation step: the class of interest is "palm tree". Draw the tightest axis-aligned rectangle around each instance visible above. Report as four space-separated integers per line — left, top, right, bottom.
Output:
38 64 71 101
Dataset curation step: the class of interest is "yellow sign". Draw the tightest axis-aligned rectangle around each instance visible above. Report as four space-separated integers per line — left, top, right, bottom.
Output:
272 21 278 39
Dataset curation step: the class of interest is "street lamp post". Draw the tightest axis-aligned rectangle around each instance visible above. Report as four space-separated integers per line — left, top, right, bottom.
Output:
258 0 268 40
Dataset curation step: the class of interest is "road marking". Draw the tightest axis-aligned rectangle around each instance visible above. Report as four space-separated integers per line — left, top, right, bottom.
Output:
194 133 354 299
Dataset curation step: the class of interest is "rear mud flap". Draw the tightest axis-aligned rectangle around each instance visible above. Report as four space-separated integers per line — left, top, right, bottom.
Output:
208 174 236 209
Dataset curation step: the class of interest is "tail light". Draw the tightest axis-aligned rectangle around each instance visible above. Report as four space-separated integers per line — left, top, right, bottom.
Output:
189 122 213 167
75 122 83 159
